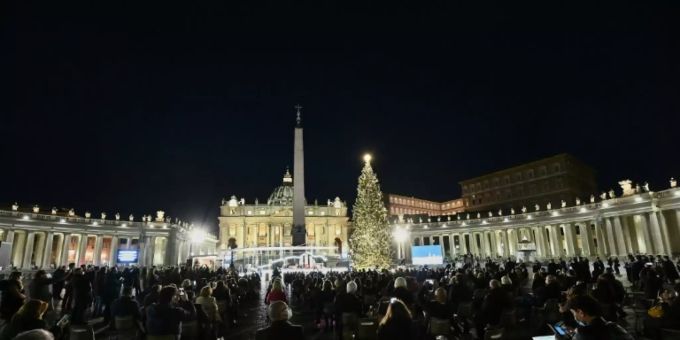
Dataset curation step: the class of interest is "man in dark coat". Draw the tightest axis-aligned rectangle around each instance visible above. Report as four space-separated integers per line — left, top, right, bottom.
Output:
256 301 304 340
475 279 511 339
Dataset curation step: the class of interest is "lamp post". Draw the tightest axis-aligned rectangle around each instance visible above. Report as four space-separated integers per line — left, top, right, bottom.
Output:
394 227 409 262
189 228 206 266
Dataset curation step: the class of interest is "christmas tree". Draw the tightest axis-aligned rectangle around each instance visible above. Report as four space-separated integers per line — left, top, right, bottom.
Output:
349 154 393 270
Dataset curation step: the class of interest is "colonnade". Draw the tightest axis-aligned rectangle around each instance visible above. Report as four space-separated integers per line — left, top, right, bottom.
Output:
398 188 680 260
0 228 184 269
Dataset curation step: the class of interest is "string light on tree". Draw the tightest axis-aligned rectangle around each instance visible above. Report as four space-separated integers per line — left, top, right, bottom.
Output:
349 153 393 270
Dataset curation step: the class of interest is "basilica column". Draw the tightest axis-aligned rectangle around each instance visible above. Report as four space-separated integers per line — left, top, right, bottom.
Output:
42 232 54 268
648 212 667 255
22 232 36 269
580 223 595 257
563 223 577 256
612 216 628 256
60 234 72 266
110 236 119 266
480 232 489 258
620 216 635 254
76 234 88 265
604 218 618 256
91 236 102 266
636 214 654 254
549 225 563 258
594 220 607 257
460 234 468 254
657 211 673 255
449 233 456 257
5 231 15 265
500 230 509 258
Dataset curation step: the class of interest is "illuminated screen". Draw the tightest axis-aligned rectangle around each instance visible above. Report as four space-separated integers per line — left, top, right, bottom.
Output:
411 245 443 265
117 250 139 263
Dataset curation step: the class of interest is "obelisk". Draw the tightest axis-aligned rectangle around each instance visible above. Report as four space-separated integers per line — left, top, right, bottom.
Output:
292 105 306 246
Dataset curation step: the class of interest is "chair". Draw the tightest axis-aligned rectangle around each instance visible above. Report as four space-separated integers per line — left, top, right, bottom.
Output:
429 317 451 336
661 328 680 340
499 309 517 328
147 336 176 340
114 316 137 338
69 325 95 340
342 313 359 340
484 325 504 340
181 320 199 339
357 320 378 340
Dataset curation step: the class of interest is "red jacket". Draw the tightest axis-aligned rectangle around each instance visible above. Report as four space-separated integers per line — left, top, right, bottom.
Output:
265 289 287 304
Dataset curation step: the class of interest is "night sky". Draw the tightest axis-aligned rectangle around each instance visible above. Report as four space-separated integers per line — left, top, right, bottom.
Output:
4 2 680 232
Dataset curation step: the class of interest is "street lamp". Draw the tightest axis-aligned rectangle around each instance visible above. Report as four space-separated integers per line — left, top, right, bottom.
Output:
189 228 206 264
393 227 409 261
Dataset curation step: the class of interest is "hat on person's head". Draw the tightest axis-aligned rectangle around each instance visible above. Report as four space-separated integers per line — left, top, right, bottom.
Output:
268 301 292 321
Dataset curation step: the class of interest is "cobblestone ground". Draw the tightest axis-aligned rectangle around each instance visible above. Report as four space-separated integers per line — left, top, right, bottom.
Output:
225 279 335 340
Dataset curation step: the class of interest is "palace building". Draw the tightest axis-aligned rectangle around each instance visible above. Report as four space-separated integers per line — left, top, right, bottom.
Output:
386 194 465 216
391 178 680 262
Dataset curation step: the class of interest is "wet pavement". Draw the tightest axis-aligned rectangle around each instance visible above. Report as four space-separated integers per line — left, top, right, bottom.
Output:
226 279 335 340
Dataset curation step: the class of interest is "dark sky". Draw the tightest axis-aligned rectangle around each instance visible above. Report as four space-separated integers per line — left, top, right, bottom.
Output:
3 2 680 232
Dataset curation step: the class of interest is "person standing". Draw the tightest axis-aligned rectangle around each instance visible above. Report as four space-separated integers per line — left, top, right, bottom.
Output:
255 301 304 340
0 271 26 321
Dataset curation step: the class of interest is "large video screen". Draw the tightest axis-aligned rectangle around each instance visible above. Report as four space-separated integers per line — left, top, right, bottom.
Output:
411 245 443 265
117 249 139 264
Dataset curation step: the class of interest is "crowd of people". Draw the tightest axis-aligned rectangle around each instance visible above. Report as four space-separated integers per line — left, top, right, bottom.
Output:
0 253 677 339
259 255 680 340
0 263 260 339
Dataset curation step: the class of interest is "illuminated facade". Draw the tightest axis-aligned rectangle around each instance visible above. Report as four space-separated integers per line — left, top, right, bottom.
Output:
387 194 465 216
0 208 217 269
217 170 350 254
392 179 680 262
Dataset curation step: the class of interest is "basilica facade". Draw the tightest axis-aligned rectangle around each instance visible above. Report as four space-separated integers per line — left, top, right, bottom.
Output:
218 170 350 254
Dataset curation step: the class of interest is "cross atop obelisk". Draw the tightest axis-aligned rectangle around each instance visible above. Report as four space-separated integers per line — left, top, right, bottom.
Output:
292 105 306 246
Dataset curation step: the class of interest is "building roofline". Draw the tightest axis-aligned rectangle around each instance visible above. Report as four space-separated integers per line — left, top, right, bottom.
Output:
458 153 592 185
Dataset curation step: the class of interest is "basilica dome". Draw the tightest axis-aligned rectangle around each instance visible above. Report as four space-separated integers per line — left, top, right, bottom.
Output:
267 169 294 205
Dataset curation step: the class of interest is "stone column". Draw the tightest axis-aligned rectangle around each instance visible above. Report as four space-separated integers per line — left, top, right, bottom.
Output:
480 232 489 258
563 223 577 256
166 229 178 266
22 232 36 269
636 214 654 254
604 218 618 256
42 232 54 269
76 234 88 265
490 231 498 258
460 234 468 254
580 223 595 257
450 233 456 257
612 216 628 256
620 216 635 254
138 236 147 266
500 230 509 258
648 212 667 255
93 235 103 266
147 236 156 266
60 234 72 266
657 211 673 256
110 236 119 266
549 225 563 258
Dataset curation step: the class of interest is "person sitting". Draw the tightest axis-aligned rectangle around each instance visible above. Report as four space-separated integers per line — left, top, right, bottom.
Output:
255 301 304 340
265 279 287 305
644 288 680 338
335 281 362 338
111 286 142 330
377 298 414 340
392 277 414 307
568 295 633 339
475 279 511 340
418 284 454 321
145 285 197 338
0 271 26 321
0 300 54 340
